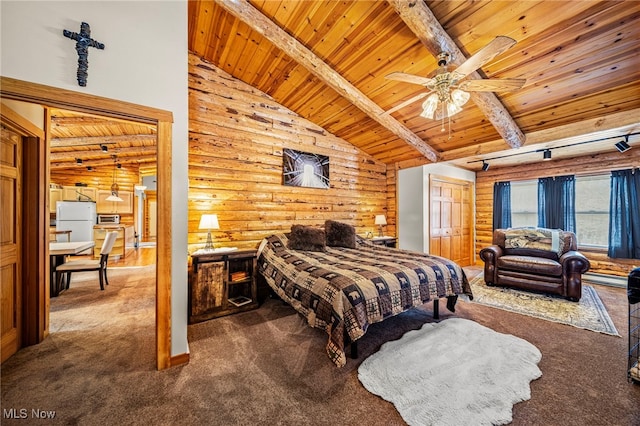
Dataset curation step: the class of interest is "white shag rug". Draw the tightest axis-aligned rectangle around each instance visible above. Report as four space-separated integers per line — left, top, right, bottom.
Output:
358 318 542 426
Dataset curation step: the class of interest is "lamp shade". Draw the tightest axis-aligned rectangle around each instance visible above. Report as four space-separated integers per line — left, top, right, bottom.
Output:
199 214 220 230
450 89 470 107
374 215 387 226
420 93 439 119
105 192 123 202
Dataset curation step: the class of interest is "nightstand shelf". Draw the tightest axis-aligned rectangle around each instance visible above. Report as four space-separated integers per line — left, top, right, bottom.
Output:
189 249 258 324
370 236 397 248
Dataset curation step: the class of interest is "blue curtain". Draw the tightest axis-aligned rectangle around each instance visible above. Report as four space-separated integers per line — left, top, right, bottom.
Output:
493 181 512 230
537 175 575 232
608 169 640 259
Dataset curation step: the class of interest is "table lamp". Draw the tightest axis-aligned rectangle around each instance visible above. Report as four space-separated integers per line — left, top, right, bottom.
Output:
375 214 387 237
199 214 220 251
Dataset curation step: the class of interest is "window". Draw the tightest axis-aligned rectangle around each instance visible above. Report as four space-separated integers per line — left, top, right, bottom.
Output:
511 180 537 228
575 175 610 247
509 174 610 248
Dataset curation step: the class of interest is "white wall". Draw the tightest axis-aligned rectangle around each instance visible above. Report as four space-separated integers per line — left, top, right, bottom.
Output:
398 163 476 253
398 167 427 251
1 1 189 356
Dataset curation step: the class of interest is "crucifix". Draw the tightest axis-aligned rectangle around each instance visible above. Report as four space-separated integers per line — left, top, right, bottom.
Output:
63 22 105 87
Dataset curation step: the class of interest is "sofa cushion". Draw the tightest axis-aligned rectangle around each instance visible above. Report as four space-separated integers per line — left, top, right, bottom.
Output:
497 255 562 276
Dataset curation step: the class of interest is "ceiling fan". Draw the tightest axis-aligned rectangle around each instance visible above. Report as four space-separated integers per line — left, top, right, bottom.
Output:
384 36 525 120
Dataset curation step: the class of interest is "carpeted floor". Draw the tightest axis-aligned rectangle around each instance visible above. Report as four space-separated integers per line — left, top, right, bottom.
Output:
1 266 639 425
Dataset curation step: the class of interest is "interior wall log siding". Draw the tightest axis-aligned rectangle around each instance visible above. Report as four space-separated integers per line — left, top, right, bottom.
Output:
188 53 390 251
475 148 640 276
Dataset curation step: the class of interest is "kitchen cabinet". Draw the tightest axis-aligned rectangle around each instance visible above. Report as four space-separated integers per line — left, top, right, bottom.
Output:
93 225 135 259
50 188 62 213
96 190 133 214
62 186 97 202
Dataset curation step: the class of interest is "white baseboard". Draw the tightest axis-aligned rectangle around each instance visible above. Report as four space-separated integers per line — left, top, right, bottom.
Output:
584 272 626 288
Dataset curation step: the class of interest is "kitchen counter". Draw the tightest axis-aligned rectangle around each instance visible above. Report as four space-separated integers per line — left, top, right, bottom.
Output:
93 225 135 258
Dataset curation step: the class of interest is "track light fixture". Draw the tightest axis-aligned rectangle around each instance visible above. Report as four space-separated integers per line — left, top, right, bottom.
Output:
117 163 122 169
468 131 638 169
615 135 631 153
76 158 83 164
86 166 93 171
101 144 108 153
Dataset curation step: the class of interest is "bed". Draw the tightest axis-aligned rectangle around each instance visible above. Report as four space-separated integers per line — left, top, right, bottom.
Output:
257 222 473 367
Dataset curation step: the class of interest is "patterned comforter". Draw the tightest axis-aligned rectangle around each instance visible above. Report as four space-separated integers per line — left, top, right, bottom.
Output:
257 233 473 367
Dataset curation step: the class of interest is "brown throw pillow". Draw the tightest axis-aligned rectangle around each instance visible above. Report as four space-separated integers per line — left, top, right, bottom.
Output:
325 220 357 249
288 225 326 252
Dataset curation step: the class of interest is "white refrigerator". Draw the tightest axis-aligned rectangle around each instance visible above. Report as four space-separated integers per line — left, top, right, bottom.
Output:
56 201 97 242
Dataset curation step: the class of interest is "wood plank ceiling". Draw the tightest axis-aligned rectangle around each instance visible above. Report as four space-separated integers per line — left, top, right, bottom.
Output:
49 109 157 170
48 1 640 172
188 0 640 170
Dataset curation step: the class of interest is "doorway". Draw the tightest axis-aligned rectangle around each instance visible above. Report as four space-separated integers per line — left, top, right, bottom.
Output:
1 77 173 369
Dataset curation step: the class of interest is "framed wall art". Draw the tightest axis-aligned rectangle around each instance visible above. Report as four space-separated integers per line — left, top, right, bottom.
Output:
282 148 330 189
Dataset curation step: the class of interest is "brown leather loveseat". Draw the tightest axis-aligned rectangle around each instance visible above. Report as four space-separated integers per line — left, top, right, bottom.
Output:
479 228 590 301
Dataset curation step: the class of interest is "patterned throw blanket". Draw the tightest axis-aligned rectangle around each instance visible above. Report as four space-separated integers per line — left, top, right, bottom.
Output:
258 233 473 367
504 228 566 256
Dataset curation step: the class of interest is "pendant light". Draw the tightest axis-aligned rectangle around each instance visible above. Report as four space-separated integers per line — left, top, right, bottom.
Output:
106 156 123 202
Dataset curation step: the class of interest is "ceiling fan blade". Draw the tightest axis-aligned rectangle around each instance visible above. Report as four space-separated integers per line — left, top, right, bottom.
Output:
385 72 434 87
382 92 431 115
451 36 517 80
458 78 526 92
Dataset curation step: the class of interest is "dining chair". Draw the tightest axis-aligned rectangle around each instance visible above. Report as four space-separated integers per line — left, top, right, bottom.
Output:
56 231 118 291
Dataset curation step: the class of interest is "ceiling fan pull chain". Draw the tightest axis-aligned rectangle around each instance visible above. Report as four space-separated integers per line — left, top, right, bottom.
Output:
440 102 446 133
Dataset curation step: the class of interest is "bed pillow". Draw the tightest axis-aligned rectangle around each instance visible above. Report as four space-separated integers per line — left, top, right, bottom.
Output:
288 225 326 252
325 220 357 249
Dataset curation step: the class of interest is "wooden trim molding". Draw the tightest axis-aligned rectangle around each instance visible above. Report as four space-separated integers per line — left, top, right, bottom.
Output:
1 76 173 370
170 352 190 368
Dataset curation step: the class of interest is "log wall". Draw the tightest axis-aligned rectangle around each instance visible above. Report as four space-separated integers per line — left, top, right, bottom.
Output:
188 54 391 251
475 148 640 276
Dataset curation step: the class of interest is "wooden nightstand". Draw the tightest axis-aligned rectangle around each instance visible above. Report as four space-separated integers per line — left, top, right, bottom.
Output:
188 249 258 324
370 236 397 248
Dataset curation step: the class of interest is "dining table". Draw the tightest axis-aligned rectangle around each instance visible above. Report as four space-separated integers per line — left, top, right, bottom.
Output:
49 241 95 297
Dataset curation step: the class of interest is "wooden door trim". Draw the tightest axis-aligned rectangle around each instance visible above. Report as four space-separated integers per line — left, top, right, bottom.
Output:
1 76 173 370
428 174 475 266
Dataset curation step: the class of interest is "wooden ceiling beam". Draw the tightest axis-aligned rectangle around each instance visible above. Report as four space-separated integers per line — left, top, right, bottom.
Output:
387 0 526 149
50 154 157 170
213 0 439 162
50 144 158 161
51 134 157 148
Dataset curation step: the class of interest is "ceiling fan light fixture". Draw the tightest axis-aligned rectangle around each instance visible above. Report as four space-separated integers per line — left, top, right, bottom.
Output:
450 89 470 107
446 100 463 118
420 93 439 119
